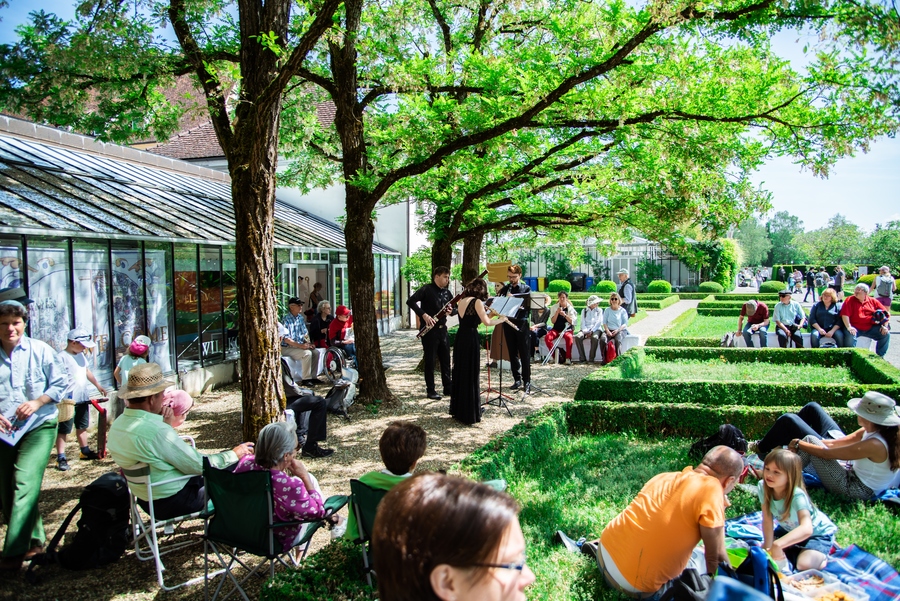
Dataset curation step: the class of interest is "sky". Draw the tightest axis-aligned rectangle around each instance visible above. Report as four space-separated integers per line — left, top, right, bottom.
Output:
2 2 898 233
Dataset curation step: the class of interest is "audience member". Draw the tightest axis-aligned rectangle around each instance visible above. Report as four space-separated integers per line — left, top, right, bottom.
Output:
544 291 577 364
0 300 66 572
108 363 253 520
280 358 333 458
281 297 324 385
310 300 333 348
575 295 606 363
345 421 426 541
55 328 108 470
529 294 552 361
736 299 770 348
114 335 151 390
774 290 806 348
839 283 891 357
603 293 630 355
233 420 341 552
753 394 899 500
873 266 895 309
808 288 846 348
372 472 535 601
561 446 741 598
328 305 356 360
161 389 193 429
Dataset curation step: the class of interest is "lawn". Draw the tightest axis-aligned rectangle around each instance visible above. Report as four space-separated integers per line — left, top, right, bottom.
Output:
668 314 736 337
637 356 861 384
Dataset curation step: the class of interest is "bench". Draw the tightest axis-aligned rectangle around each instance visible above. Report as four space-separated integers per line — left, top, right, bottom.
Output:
539 334 640 362
736 331 878 351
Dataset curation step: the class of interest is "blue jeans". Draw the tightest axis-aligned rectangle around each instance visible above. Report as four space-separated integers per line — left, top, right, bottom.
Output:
742 323 768 347
851 326 890 357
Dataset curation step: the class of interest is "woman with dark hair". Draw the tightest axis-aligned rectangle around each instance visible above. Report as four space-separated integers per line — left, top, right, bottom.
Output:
450 278 506 425
372 472 535 601
0 300 66 571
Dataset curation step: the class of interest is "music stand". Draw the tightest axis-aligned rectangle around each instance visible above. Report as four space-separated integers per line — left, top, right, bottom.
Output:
481 296 523 416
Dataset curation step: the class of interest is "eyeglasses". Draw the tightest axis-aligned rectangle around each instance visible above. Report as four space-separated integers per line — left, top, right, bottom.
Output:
471 554 528 572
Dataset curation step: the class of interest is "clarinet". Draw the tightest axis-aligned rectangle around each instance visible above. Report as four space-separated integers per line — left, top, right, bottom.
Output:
416 269 489 339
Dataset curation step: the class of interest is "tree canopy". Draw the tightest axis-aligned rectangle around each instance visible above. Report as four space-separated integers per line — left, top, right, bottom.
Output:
735 216 774 266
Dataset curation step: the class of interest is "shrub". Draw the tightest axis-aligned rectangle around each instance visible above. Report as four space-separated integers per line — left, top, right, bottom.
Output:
644 336 721 347
696 307 742 316
698 281 724 293
759 280 786 293
647 280 672 294
547 279 572 293
593 280 617 293
857 274 877 288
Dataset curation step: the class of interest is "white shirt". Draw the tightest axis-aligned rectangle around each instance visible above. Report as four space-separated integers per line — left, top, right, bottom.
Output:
580 306 604 333
58 350 91 404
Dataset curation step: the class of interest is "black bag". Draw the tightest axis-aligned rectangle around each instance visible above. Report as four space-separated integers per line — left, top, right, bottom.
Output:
658 568 713 601
324 381 356 418
28 472 130 579
689 424 748 459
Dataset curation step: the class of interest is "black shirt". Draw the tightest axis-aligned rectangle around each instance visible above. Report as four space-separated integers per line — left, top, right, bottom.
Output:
407 282 455 327
496 281 532 322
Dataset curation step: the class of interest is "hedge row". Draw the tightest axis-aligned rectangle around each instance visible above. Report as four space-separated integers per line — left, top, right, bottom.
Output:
659 307 699 336
644 336 721 347
697 307 742 316
675 293 719 299
712 294 780 302
563 401 859 440
643 346 875 369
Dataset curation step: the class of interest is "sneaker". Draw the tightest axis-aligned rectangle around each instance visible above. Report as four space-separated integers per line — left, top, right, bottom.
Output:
555 531 585 554
510 380 523 390
57 457 71 471
329 515 347 540
301 445 335 459
80 449 100 460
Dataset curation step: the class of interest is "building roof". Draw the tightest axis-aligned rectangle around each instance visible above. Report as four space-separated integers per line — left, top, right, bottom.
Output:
0 116 396 253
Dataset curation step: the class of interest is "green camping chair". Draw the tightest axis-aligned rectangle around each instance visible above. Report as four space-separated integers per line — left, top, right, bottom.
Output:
349 479 390 587
202 458 348 601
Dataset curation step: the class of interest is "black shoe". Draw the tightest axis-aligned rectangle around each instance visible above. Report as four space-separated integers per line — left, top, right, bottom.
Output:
427 392 442 400
510 380 522 390
301 445 335 458
523 382 532 394
582 541 599 558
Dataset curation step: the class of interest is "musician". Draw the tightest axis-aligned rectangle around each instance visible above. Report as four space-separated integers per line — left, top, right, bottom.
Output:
497 265 532 392
544 291 577 364
407 266 454 400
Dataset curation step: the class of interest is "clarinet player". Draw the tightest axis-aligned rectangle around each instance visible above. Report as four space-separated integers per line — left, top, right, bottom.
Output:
497 265 532 393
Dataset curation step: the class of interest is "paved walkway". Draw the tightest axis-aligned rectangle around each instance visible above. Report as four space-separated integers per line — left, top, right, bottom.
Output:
629 299 700 343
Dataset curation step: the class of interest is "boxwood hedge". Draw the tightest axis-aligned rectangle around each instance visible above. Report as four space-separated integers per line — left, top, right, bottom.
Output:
697 307 743 316
644 336 721 347
699 282 724 293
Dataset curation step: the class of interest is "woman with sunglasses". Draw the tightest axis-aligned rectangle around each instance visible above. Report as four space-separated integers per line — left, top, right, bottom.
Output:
372 472 535 601
603 293 630 358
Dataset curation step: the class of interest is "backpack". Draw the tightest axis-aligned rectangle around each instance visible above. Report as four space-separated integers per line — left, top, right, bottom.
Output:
689 424 748 459
27 473 130 581
325 380 356 418
658 568 712 601
814 274 824 287
876 277 893 298
733 546 785 600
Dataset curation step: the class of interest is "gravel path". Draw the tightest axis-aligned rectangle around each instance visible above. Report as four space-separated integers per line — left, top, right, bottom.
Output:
1 328 593 600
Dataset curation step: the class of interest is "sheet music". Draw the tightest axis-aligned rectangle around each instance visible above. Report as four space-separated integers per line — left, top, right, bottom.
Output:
488 296 523 317
0 405 39 447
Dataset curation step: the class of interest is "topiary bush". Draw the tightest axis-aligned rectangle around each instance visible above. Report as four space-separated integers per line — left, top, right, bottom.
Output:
547 279 572 293
647 280 672 294
857 274 877 288
593 280 617 293
759 280 787 294
698 281 724 293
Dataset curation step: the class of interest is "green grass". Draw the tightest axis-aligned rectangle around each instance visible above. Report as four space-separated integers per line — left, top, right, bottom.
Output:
636 356 860 383
463 432 900 600
668 315 735 337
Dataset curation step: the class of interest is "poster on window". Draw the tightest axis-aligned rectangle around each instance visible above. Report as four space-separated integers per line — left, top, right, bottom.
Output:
0 246 23 290
26 246 71 351
73 249 113 385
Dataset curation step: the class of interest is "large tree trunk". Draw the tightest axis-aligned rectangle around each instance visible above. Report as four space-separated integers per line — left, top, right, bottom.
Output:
461 231 484 282
431 236 454 273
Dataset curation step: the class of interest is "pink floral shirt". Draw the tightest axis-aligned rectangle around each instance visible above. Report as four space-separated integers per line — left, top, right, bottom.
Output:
233 455 325 551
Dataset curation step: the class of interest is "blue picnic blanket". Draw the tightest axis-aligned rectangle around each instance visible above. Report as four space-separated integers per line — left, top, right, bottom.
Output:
726 512 900 601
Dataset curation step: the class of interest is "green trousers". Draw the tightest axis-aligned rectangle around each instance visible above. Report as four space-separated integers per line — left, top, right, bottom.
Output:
0 418 56 558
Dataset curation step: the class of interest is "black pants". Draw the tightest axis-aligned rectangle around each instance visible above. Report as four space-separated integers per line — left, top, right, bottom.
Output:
422 326 451 394
287 394 328 450
503 319 531 384
138 475 205 521
777 324 804 348
758 402 844 457
530 326 548 358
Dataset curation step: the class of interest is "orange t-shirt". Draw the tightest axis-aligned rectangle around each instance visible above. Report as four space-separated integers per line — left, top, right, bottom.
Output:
600 466 725 593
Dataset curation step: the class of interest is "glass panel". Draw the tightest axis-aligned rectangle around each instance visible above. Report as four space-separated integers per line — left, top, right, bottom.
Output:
0 235 24 291
26 237 71 351
111 241 146 364
222 247 239 359
174 244 200 365
390 256 399 319
145 242 175 373
373 253 383 320
199 246 224 363
73 240 113 387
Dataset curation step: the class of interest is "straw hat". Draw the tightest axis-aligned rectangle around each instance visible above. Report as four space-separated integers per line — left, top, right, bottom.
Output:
119 363 173 400
847 391 900 427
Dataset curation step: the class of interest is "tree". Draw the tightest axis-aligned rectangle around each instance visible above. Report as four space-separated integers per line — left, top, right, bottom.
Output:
866 221 900 272
735 217 773 266
766 211 808 265
796 214 865 265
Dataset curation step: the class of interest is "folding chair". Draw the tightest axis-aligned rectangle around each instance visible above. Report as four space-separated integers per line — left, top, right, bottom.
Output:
122 436 211 591
203 458 348 601
349 479 390 587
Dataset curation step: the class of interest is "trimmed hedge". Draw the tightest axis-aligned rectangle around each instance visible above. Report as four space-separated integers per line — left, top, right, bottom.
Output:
760 280 787 293
659 307 699 336
547 279 572 293
593 280 617 293
644 336 721 347
857 274 877 288
673 292 719 300
697 307 742 316
699 281 724 293
648 280 672 294
713 294 780 302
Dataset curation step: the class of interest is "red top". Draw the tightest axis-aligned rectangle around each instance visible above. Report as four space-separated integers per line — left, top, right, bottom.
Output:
740 302 769 325
328 316 353 344
839 296 888 331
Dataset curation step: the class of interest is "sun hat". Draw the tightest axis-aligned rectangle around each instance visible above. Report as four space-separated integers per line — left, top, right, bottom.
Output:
617 268 629 276
587 295 601 306
847 391 900 427
119 363 173 400
778 289 791 296
67 328 96 349
163 389 194 416
335 305 351 316
0 287 32 304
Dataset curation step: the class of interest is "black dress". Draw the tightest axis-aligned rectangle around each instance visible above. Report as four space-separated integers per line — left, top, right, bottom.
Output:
450 300 483 425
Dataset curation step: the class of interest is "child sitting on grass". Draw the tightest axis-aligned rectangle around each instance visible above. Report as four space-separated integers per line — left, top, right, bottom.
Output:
759 448 837 573
345 421 426 541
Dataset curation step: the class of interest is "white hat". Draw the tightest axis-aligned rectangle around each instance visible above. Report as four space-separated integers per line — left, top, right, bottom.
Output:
617 268 629 276
587 295 601 306
848 391 900 427
66 328 96 349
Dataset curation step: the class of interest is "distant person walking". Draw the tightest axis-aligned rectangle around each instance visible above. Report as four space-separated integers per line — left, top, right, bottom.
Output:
874 266 895 309
833 266 845 300
803 267 817 303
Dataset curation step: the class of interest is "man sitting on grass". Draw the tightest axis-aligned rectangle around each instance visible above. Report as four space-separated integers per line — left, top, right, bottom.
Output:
345 421 426 541
557 446 743 599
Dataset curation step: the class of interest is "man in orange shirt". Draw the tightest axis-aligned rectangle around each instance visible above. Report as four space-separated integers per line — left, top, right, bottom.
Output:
562 446 743 599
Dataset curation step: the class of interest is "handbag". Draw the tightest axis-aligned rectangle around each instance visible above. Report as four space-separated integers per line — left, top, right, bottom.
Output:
606 340 617 363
